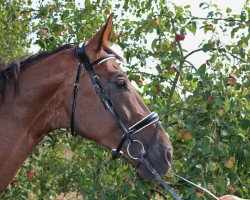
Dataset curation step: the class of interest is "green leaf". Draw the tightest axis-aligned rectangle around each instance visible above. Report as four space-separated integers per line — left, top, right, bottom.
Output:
221 130 228 136
61 10 69 21
199 3 205 7
224 97 230 112
226 8 232 13
240 119 250 130
189 21 197 34
207 11 214 18
197 64 206 75
171 51 180 58
242 88 249 96
240 11 246 22
202 43 210 52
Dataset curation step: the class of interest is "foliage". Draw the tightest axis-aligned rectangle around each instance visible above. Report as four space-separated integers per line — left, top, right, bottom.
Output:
0 0 31 61
2 132 152 200
1 0 250 199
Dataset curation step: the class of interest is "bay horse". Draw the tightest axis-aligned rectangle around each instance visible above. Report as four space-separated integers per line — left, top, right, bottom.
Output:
0 14 173 195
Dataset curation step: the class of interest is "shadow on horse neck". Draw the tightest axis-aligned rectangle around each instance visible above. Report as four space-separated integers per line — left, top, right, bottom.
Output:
0 14 173 196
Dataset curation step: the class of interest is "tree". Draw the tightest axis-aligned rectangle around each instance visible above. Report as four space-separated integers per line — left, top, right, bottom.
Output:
1 0 249 199
0 0 31 61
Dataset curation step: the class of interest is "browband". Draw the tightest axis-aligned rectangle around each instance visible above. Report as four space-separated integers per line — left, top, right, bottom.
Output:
75 42 116 69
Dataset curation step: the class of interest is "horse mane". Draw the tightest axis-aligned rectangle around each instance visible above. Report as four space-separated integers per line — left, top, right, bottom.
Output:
0 43 124 102
0 44 74 102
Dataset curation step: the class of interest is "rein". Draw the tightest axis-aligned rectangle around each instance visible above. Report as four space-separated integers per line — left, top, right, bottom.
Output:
71 42 219 200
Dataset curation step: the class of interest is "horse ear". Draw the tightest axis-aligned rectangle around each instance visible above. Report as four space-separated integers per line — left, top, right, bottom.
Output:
101 13 113 47
86 13 113 53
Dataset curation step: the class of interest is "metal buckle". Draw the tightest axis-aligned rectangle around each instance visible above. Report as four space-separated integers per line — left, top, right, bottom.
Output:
127 140 145 160
111 149 123 159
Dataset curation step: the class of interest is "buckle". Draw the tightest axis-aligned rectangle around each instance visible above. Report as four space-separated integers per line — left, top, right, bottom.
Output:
111 149 123 159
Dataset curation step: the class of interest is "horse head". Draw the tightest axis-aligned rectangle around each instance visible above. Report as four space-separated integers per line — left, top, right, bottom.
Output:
73 14 173 179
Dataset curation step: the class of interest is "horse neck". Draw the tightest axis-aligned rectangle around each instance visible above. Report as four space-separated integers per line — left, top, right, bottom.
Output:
0 48 77 194
2 48 77 136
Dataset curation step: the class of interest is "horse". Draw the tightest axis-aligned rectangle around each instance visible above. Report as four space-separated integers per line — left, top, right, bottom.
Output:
0 14 173 195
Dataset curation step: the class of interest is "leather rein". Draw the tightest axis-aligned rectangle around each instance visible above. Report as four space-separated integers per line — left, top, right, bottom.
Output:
70 42 219 200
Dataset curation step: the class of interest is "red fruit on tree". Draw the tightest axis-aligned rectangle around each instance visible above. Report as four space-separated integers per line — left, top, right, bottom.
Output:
54 29 61 36
224 159 234 169
39 29 47 36
182 132 191 140
228 186 236 193
26 171 35 179
119 32 126 37
205 24 214 30
135 75 142 84
151 18 158 27
112 33 119 41
153 86 161 94
209 41 216 49
228 76 236 84
175 34 185 41
207 95 213 101
167 66 176 74
195 189 204 197
169 42 177 51
217 108 225 117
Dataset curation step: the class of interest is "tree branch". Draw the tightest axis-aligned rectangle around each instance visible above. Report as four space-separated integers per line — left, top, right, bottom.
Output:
127 69 158 78
184 60 198 73
183 17 242 22
183 48 204 60
226 51 248 63
165 6 185 109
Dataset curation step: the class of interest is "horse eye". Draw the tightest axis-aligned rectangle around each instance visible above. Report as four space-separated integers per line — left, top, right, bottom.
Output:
115 80 127 89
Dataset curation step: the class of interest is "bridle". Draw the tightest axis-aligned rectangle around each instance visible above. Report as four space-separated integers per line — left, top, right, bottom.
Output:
70 42 220 200
70 42 182 199
71 42 160 159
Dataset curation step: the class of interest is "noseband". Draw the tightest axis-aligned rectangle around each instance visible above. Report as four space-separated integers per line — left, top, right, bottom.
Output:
71 42 182 200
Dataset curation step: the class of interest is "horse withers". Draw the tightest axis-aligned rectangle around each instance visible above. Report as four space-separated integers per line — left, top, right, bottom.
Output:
0 14 173 195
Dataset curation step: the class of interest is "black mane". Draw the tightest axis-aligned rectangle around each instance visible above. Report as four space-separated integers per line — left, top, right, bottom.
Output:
0 44 74 102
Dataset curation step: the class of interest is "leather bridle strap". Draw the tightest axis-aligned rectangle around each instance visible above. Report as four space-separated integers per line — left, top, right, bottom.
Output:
70 63 83 137
128 122 182 200
71 42 117 137
112 112 159 159
138 157 182 200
